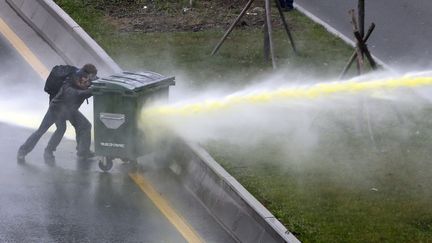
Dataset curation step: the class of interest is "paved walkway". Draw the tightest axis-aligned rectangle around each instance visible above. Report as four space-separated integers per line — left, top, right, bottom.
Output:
295 0 432 69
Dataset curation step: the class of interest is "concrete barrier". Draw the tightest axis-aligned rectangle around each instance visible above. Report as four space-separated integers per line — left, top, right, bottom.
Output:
6 0 122 76
167 137 300 243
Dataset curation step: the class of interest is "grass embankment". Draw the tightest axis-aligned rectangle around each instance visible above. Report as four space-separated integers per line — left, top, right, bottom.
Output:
56 0 353 87
55 1 432 242
206 97 432 242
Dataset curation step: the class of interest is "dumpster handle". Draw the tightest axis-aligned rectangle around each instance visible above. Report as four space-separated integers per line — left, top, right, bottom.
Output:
100 113 126 129
101 115 124 120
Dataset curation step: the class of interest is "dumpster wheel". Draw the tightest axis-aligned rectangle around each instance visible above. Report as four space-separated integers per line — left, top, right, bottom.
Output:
99 157 114 172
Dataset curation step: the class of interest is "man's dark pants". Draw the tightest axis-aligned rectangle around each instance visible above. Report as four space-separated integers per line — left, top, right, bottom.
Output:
69 111 91 156
47 95 81 153
19 108 91 156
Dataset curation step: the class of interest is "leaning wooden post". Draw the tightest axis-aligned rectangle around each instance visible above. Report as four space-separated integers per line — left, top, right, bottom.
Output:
350 9 363 75
274 0 297 54
339 23 375 79
211 0 255 56
264 0 277 69
353 31 377 69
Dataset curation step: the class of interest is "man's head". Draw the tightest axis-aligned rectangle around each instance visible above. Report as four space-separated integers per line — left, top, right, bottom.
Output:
82 64 98 81
76 64 97 89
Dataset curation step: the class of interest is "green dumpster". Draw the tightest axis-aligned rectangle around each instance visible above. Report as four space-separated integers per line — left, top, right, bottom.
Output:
92 71 175 171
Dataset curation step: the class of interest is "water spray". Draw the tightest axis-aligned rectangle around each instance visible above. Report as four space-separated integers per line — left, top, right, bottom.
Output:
142 73 432 119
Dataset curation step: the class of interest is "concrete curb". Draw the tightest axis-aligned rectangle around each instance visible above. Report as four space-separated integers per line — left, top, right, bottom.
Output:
294 3 392 72
6 0 122 76
168 137 300 243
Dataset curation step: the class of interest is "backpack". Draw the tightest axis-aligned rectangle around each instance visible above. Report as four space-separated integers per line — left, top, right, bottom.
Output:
44 65 78 96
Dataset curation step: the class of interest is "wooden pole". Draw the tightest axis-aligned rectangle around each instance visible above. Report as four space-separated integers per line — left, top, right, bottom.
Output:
264 0 277 69
358 0 365 73
358 0 365 37
274 0 297 54
264 17 270 62
211 0 254 56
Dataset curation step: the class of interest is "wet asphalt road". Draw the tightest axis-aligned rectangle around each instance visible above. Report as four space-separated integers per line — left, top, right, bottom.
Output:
0 122 233 242
0 121 233 242
0 123 188 242
295 0 432 69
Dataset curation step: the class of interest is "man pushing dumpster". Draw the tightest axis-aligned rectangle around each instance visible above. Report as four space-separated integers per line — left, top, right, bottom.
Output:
91 71 175 171
17 64 98 162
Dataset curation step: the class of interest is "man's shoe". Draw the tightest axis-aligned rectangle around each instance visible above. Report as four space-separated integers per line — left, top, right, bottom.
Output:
44 150 55 160
77 151 95 160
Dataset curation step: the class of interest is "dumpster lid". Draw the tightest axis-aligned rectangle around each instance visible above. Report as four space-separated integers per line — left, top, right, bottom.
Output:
93 71 175 92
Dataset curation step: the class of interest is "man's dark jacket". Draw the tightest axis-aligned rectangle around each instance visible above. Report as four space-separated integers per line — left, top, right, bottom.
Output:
50 75 92 117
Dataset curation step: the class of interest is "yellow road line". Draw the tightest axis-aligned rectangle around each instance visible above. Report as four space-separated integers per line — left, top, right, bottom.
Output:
0 16 201 242
129 172 204 243
0 17 49 79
